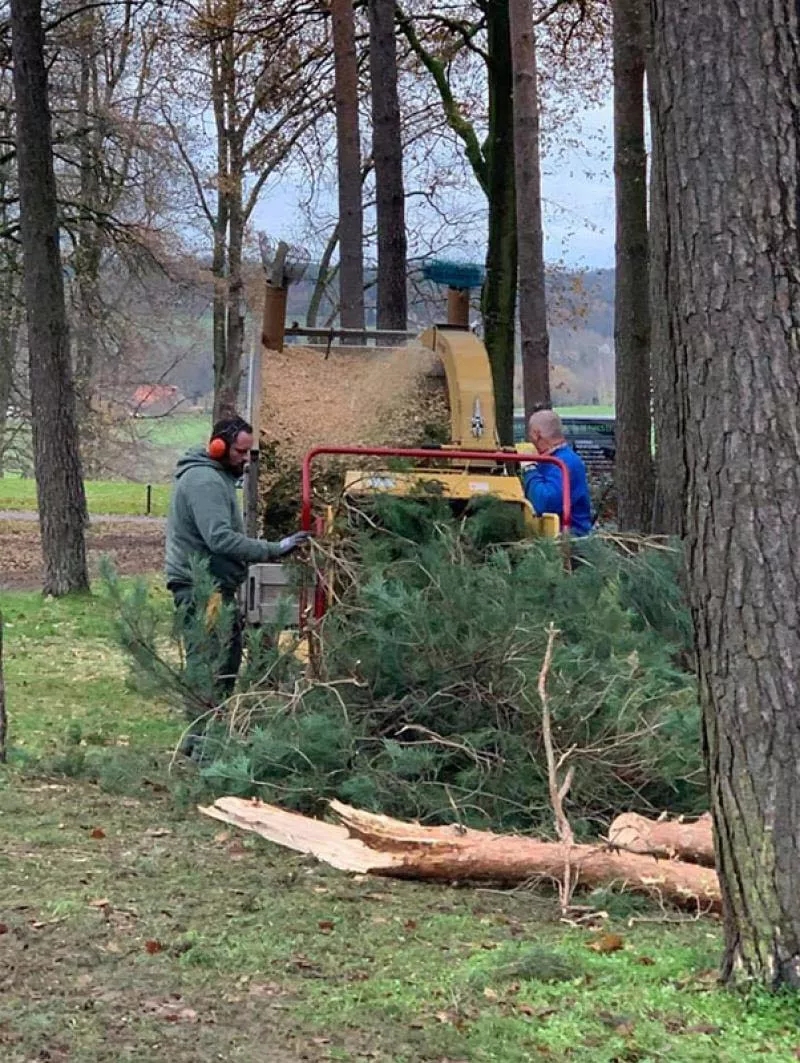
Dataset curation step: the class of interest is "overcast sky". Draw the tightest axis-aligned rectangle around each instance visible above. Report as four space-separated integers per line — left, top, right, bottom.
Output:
251 100 616 272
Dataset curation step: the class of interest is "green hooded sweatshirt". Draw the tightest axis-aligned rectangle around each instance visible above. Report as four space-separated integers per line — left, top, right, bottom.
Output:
165 447 280 592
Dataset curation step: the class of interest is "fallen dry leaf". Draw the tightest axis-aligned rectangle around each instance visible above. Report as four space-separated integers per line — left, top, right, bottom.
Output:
248 982 285 999
88 898 111 909
482 987 499 1002
318 920 335 933
0 923 8 935
635 955 655 966
587 933 624 954
310 1037 331 1046
89 828 106 840
145 827 172 838
404 919 417 931
144 939 163 954
213 831 231 844
143 999 199 1023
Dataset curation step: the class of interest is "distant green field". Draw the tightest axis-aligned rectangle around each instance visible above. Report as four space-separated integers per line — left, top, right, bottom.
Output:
555 405 615 417
0 477 170 517
134 411 210 448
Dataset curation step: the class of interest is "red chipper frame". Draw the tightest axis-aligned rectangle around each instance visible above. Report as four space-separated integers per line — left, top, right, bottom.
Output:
299 445 571 624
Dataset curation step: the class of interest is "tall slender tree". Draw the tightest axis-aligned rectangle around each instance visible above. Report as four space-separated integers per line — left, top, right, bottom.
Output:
509 0 549 417
10 0 88 595
368 0 407 331
331 0 365 331
479 0 516 442
613 0 651 530
651 0 800 987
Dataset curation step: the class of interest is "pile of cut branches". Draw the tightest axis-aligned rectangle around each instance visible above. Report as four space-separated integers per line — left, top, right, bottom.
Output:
197 496 703 835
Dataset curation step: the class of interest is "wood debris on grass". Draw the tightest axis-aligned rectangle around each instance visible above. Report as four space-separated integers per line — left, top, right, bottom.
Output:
199 797 721 912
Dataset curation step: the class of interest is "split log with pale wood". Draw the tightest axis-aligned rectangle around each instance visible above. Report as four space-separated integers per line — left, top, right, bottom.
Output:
199 797 721 912
608 812 714 867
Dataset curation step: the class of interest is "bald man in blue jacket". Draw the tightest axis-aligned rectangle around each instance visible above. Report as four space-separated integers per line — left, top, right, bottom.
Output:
523 409 593 536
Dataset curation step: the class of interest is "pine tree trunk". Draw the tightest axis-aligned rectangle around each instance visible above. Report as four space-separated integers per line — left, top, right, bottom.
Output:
223 145 245 416
11 0 88 595
331 0 365 331
368 0 406 332
211 33 233 421
647 24 684 536
509 0 549 417
613 0 652 531
651 0 800 987
482 0 517 445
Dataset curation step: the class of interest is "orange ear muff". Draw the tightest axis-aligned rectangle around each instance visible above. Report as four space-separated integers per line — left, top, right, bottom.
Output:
207 437 227 460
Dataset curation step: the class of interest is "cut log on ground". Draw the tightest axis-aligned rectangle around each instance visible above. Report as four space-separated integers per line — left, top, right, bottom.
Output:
608 812 714 867
199 797 721 912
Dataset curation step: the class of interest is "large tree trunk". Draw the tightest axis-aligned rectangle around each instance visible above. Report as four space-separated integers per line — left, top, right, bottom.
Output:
647 24 684 536
368 0 407 332
11 0 88 595
651 0 800 987
482 0 517 445
331 0 365 332
509 0 549 417
200 797 722 911
613 0 652 531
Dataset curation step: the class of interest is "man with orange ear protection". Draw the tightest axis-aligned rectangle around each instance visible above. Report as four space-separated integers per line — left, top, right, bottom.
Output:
165 415 310 737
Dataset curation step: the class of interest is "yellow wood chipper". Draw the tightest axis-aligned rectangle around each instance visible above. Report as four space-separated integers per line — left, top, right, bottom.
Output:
243 324 571 630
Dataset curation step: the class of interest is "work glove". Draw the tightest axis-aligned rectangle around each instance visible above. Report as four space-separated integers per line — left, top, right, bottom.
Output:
277 530 312 557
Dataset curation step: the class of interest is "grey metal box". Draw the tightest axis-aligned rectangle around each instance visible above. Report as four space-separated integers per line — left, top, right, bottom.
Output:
241 562 297 626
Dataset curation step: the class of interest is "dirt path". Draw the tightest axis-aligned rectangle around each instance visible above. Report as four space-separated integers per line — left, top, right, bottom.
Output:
0 517 165 591
0 510 165 525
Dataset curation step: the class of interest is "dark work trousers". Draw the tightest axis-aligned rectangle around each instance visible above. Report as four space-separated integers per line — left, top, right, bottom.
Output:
170 584 244 728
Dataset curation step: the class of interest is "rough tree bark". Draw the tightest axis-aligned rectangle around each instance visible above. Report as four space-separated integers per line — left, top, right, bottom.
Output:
331 0 365 331
368 0 407 331
482 0 517 443
509 0 549 417
613 0 652 531
10 0 88 595
647 20 684 536
651 0 800 987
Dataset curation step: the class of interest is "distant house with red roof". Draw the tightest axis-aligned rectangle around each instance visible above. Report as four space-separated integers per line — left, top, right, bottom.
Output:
131 384 184 416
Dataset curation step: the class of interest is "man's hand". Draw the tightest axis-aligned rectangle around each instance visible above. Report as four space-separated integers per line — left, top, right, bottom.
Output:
277 530 312 556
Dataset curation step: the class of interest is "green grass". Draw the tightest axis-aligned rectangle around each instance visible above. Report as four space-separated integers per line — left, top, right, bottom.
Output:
2 587 800 1061
555 405 615 417
134 411 211 449
0 477 171 516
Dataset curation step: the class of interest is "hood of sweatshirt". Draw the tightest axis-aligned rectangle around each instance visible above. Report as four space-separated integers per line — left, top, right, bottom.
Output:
174 446 235 480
